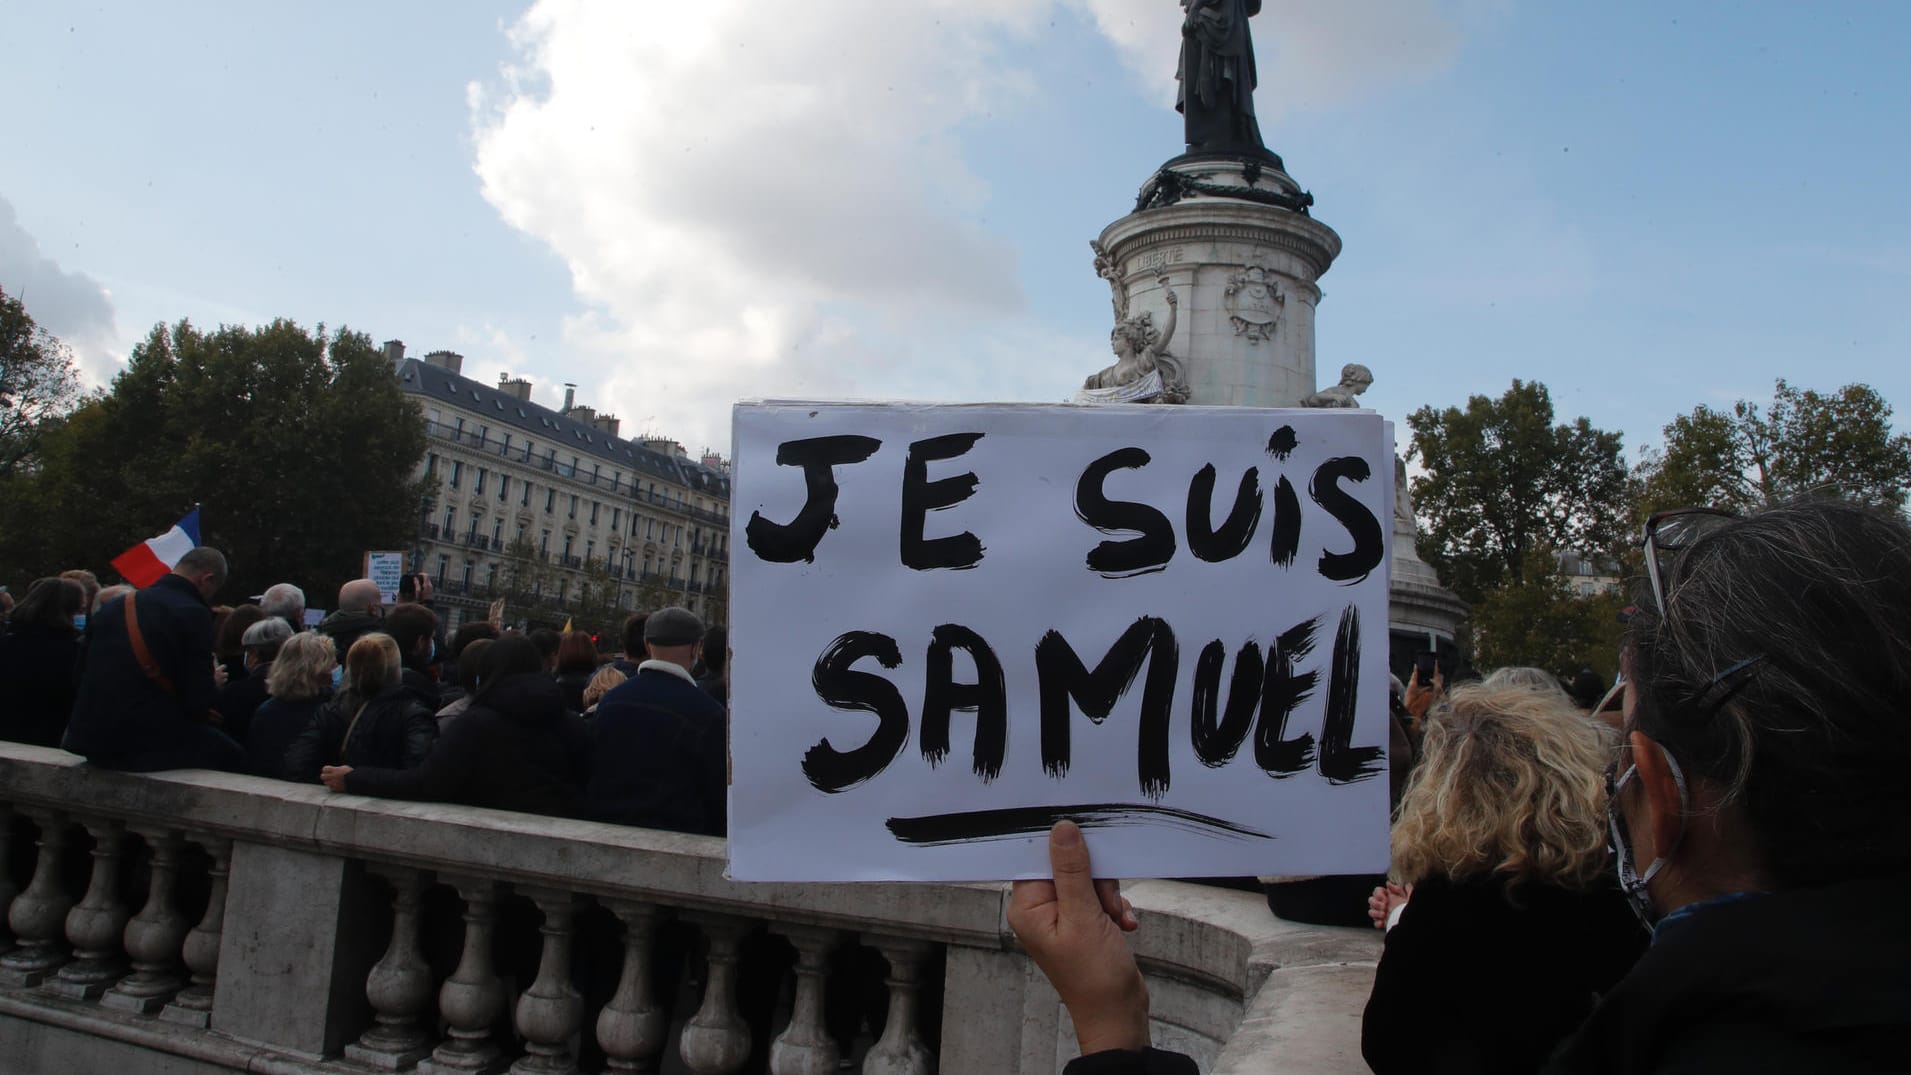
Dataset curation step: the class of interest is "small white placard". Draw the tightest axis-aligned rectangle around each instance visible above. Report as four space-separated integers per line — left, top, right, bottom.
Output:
363 550 407 606
728 402 1395 882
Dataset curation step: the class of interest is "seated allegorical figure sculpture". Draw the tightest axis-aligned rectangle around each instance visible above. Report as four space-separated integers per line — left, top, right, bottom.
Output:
1299 363 1374 408
1082 284 1188 403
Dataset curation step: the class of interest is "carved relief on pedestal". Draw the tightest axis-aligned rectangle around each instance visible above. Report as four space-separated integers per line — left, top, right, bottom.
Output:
1224 258 1285 344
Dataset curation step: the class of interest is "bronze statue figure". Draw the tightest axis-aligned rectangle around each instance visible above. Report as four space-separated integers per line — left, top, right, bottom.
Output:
1176 0 1266 155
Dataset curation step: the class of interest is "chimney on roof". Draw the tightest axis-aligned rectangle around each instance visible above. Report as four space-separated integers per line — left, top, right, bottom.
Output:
497 374 533 403
383 340 406 365
568 404 596 424
563 383 576 412
594 414 622 437
424 350 464 376
642 437 686 459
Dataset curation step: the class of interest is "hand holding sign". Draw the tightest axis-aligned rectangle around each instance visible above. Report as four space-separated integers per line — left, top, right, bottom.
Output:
1007 821 1148 1054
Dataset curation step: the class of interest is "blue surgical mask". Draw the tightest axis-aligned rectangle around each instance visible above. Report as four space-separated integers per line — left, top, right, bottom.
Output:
73 614 87 631
429 638 439 664
331 665 344 689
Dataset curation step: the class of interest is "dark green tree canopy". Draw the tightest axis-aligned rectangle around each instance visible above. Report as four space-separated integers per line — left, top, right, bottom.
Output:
1406 379 1628 606
1636 379 1911 514
0 319 426 604
0 286 84 478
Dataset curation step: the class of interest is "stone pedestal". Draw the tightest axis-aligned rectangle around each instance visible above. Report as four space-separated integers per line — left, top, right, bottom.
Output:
1094 156 1341 408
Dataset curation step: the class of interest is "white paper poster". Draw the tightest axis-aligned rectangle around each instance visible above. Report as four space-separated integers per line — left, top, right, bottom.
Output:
728 403 1394 882
363 551 406 606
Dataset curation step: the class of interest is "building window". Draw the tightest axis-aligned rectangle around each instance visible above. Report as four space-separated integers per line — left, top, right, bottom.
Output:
540 529 551 555
462 561 474 588
610 507 621 532
426 453 439 478
563 534 574 558
497 475 509 503
568 494 578 520
592 463 600 484
515 524 526 545
474 468 487 496
558 578 568 602
521 480 532 508
449 460 463 489
468 513 482 541
453 417 464 436
444 507 457 534
546 488 556 513
590 501 600 526
479 425 490 446
491 518 504 544
585 540 595 563
502 433 512 454
486 563 498 588
436 555 449 584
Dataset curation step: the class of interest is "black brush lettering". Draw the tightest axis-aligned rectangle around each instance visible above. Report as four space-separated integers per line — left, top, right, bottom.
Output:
1256 617 1319 776
1266 425 1298 461
1310 456 1384 583
920 624 1008 782
1191 639 1264 767
745 435 882 564
900 433 986 570
1186 464 1262 562
1268 475 1301 568
1318 605 1384 784
1075 447 1176 577
1035 617 1179 797
802 631 909 793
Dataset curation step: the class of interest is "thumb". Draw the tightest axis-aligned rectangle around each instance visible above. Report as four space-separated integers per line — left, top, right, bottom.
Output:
1048 820 1099 913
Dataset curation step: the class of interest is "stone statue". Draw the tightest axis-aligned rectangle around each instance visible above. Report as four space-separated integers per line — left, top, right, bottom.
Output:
1177 0 1267 155
1394 455 1415 535
1299 363 1373 408
1082 279 1188 403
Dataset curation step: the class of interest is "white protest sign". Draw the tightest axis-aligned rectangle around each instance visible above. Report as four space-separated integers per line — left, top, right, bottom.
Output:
363 551 406 606
728 403 1394 882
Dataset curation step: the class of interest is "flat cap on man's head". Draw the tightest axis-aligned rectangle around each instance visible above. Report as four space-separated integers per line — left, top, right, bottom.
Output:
644 607 704 647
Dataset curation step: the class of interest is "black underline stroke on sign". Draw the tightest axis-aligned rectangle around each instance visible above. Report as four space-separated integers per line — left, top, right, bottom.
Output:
884 804 1273 847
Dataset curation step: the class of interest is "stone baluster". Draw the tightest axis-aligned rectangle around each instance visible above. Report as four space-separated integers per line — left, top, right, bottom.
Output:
48 819 132 1000
161 836 232 1026
678 914 752 1075
0 808 74 987
509 888 585 1075
596 900 669 1074
861 937 934 1075
768 925 842 1075
101 827 190 1013
418 878 509 1075
0 805 19 956
344 865 438 1069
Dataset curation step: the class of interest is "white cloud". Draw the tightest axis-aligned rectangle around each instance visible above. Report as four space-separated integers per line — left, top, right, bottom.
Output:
468 0 1474 449
0 195 120 386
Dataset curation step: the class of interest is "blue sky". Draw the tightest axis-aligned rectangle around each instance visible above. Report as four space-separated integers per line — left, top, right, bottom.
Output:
3 1 1906 460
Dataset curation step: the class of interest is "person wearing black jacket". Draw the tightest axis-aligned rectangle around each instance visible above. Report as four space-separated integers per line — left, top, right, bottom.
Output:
319 635 590 818
285 632 436 783
211 617 293 745
0 577 86 747
384 602 444 710
64 547 244 772
247 632 335 780
586 607 727 836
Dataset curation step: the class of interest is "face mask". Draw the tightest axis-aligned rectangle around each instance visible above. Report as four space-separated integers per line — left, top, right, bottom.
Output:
1606 745 1689 928
73 614 87 630
331 665 344 689
429 638 439 664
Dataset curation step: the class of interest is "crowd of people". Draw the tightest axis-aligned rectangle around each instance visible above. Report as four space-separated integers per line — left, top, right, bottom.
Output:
0 557 731 838
1008 497 1911 1073
6 497 1909 1072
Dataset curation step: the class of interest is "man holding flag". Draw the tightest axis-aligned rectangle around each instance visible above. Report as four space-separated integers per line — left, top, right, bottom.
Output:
64 511 244 772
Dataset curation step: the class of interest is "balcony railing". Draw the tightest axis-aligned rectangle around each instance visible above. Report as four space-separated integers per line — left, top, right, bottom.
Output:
0 744 1377 1074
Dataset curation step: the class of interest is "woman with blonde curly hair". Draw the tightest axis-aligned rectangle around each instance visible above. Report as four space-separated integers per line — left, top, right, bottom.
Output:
1361 682 1645 1074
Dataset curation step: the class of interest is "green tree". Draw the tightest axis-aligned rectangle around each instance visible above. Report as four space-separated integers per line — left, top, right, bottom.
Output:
1636 380 1911 514
1464 548 1627 682
1407 380 1629 605
0 319 427 602
0 286 84 478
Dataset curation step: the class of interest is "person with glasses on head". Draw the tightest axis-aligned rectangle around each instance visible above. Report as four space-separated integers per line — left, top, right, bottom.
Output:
1005 498 1911 1075
1546 499 1911 1072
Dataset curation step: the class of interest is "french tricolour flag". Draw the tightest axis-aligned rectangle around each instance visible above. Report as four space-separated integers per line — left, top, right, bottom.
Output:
110 508 201 588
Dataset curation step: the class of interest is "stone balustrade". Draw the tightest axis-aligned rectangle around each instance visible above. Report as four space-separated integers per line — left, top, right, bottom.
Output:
0 742 1379 1074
